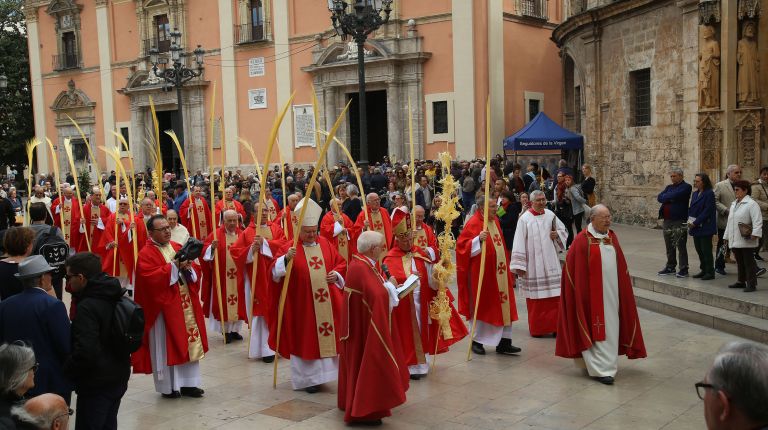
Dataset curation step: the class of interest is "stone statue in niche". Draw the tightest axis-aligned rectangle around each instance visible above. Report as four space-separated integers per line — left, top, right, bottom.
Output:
336 41 372 61
737 20 760 107
699 25 720 109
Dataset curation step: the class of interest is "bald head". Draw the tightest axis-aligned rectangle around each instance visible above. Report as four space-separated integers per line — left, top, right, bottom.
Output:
287 193 300 210
414 205 425 226
14 393 69 430
366 193 381 210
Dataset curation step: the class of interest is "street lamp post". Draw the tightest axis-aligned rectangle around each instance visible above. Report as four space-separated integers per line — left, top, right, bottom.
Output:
149 29 204 175
328 0 392 165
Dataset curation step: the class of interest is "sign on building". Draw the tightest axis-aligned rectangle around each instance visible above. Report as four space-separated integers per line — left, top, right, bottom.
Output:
248 88 267 110
293 104 316 148
248 57 265 77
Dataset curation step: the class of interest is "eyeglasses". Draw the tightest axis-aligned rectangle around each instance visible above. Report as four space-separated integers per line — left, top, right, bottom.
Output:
695 381 719 400
53 408 74 421
29 362 39 373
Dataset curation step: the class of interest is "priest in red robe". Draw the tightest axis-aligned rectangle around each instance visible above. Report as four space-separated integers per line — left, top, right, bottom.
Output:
179 186 212 240
384 208 466 380
338 230 409 426
457 194 520 356
51 185 81 249
202 209 246 344
78 187 112 263
556 205 647 385
133 214 208 398
103 197 147 294
320 198 354 262
230 201 288 362
214 187 246 228
269 198 347 393
352 193 392 249
281 193 301 240
413 205 439 262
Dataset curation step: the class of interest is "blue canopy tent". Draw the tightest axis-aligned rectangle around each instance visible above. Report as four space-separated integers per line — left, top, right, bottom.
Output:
503 112 584 151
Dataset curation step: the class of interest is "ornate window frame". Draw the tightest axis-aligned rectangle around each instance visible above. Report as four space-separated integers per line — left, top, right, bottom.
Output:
136 0 188 57
46 0 84 70
236 0 272 44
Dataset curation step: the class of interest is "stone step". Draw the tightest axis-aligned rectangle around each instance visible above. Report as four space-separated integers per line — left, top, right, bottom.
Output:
634 288 768 343
631 274 768 320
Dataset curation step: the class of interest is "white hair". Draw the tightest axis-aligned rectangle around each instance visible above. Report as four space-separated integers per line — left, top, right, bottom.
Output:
223 209 238 220
357 231 384 253
590 204 610 220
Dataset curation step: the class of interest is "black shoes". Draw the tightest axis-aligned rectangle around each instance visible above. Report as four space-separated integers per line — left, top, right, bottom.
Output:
728 282 746 289
701 273 715 280
593 376 614 385
675 270 689 278
161 391 181 399
348 419 383 427
409 374 423 381
756 268 767 277
496 338 522 355
657 268 676 276
692 272 705 279
262 355 275 363
715 268 727 276
230 332 243 341
471 341 486 355
180 387 204 398
305 385 321 394
744 285 757 292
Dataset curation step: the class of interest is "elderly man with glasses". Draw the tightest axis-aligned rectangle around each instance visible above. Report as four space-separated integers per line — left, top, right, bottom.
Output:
697 341 768 430
11 393 71 430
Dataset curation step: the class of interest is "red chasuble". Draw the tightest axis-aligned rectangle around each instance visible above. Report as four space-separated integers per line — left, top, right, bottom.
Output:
555 230 647 359
320 210 354 262
282 206 299 240
338 255 409 423
179 197 212 240
132 240 209 374
215 199 246 229
51 196 82 248
202 226 247 324
229 222 288 318
352 207 392 249
413 223 440 263
456 211 518 326
102 212 147 279
78 204 112 256
384 247 466 362
268 237 347 360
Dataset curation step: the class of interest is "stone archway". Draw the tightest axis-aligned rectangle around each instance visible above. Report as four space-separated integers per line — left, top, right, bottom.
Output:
302 33 431 165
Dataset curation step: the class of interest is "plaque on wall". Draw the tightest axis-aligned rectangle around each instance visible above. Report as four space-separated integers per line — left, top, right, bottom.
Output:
249 57 265 77
248 88 267 110
293 104 316 148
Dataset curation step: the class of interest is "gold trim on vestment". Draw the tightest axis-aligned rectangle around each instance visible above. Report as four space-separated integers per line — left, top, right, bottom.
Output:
195 199 208 238
157 243 205 362
224 233 239 322
402 254 426 364
488 222 511 325
414 228 428 251
564 263 594 347
369 210 385 236
258 225 273 240
304 245 337 358
62 200 72 244
335 214 349 261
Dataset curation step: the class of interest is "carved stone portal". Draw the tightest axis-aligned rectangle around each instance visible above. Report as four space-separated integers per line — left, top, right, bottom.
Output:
735 108 763 179
698 111 723 179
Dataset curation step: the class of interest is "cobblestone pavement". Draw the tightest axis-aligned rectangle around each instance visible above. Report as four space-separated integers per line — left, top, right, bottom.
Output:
104 289 740 430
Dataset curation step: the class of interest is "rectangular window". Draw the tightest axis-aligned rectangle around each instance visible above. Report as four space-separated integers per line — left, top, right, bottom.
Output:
154 14 170 53
528 99 540 122
630 68 651 127
119 127 130 151
251 0 264 41
433 101 448 134
520 0 547 20
71 138 87 162
62 32 77 69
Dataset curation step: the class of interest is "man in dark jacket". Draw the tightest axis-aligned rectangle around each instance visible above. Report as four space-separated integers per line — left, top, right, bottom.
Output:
0 191 15 231
63 252 130 430
657 167 693 278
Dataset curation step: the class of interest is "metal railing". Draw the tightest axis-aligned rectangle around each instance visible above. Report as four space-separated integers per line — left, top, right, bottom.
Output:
519 0 548 20
142 38 171 57
52 51 82 71
235 23 266 44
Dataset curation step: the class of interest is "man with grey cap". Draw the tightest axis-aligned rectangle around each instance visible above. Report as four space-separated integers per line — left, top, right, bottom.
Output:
0 255 71 403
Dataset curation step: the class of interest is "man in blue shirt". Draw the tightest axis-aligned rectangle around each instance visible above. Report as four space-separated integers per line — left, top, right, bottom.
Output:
657 167 693 277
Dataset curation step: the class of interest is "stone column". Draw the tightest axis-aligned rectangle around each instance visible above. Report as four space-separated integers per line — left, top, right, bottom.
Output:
323 87 339 166
387 82 402 162
130 106 147 173
721 0 738 172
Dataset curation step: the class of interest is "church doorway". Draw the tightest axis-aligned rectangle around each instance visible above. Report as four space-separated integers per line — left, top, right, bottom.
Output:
347 90 388 164
155 110 180 176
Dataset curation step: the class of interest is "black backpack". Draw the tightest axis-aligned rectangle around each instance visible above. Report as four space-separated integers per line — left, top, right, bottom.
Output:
34 225 69 277
112 295 145 354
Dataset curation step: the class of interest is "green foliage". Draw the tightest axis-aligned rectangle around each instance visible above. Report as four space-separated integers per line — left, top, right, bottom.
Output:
0 0 35 168
77 169 91 198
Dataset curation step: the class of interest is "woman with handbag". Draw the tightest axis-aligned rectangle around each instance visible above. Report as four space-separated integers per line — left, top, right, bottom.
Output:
723 180 763 292
687 173 717 280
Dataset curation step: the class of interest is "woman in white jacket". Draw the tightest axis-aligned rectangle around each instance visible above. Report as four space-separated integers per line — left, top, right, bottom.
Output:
723 180 763 292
